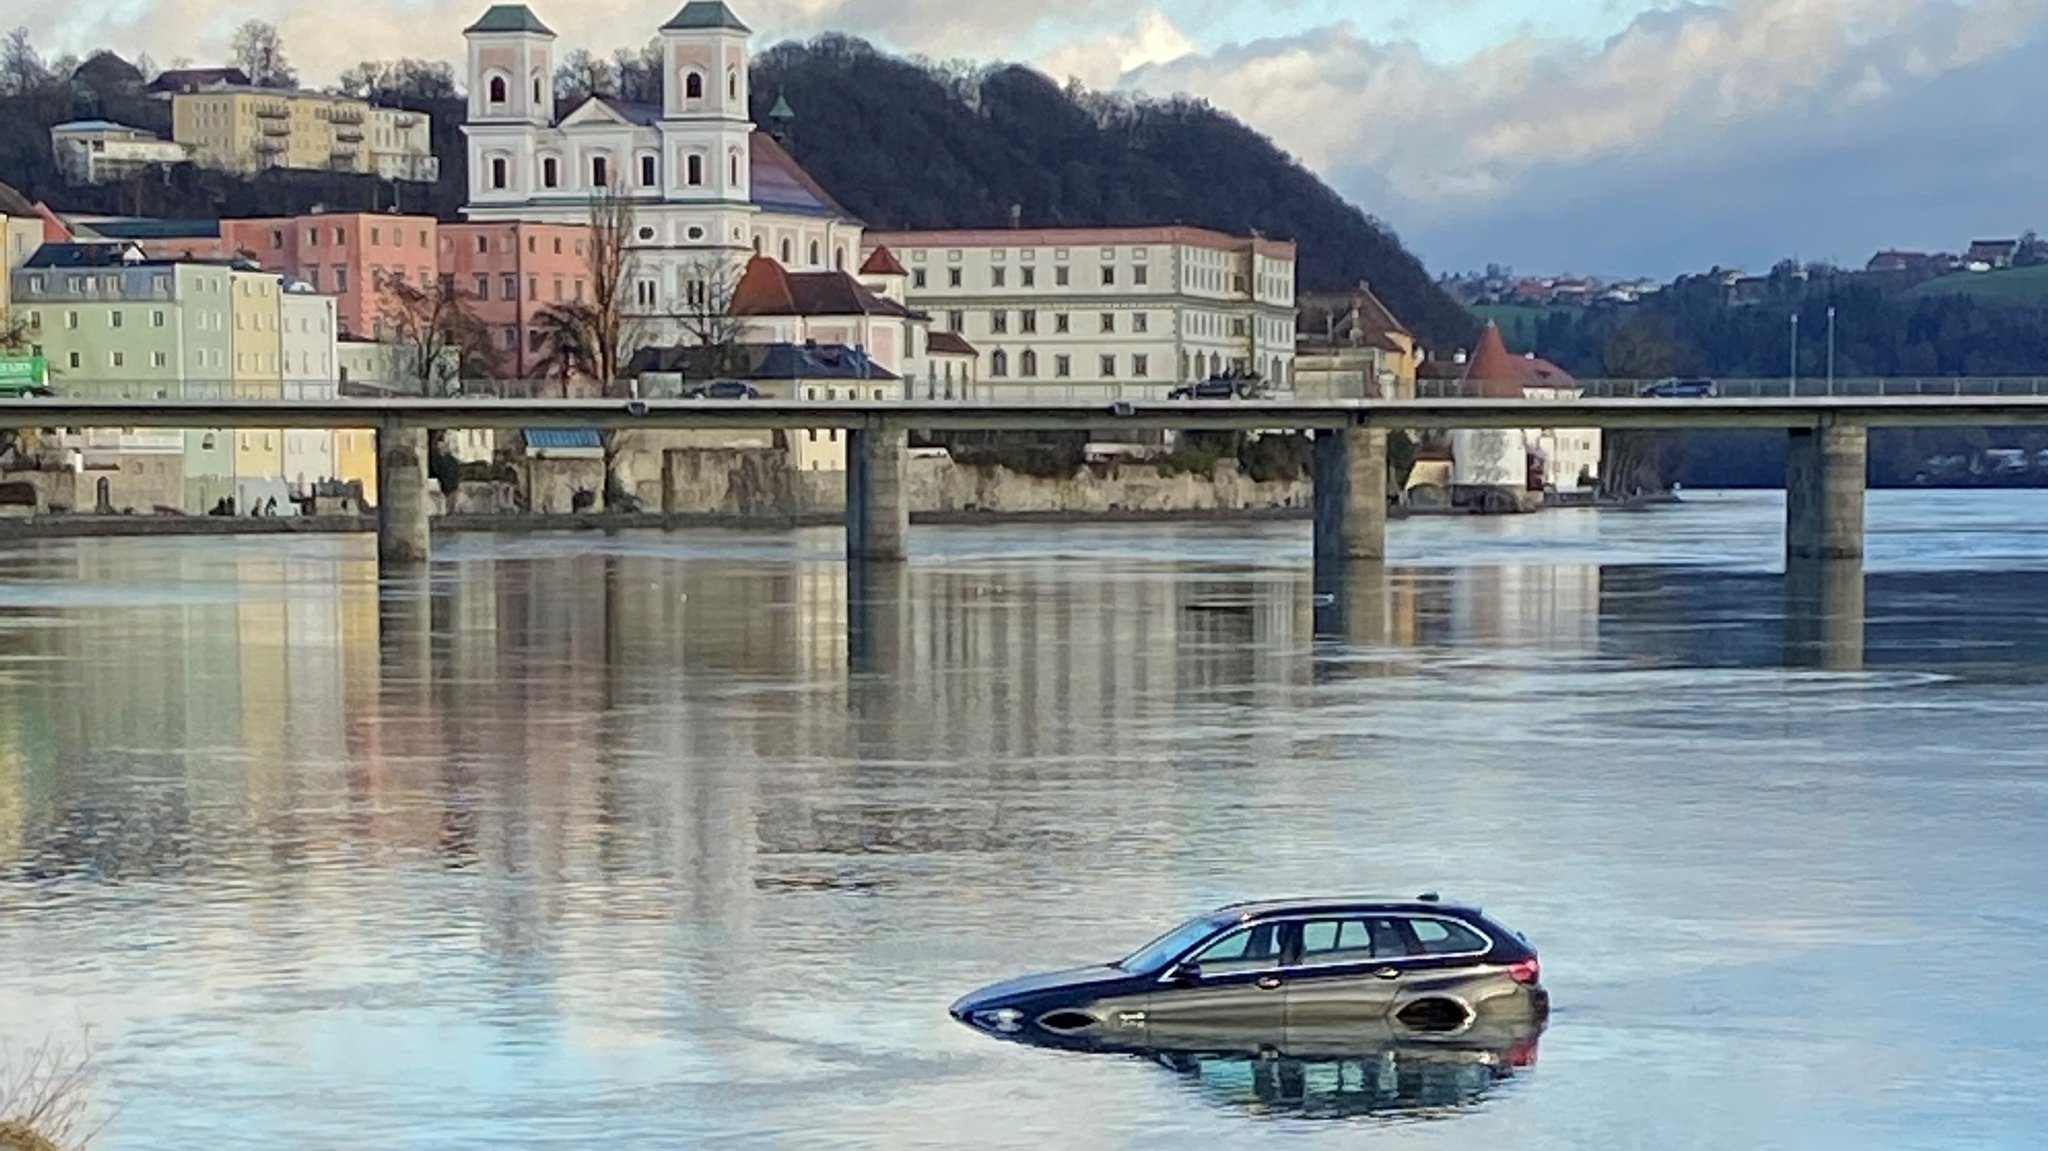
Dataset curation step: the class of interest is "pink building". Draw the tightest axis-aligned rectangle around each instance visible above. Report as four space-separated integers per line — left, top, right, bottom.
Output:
220 213 442 340
439 222 589 380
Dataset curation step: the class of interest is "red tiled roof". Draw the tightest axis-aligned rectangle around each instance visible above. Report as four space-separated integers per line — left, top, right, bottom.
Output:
925 330 977 356
1459 322 1576 397
731 256 913 318
864 226 1296 260
859 246 906 276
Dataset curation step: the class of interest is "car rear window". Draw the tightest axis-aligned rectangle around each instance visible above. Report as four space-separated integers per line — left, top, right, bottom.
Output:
1410 918 1489 955
1300 917 1403 962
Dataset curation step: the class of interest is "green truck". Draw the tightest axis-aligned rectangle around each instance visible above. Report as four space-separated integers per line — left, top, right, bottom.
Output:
0 356 53 398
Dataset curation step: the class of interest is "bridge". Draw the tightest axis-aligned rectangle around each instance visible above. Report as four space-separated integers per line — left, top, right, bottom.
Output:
11 395 2048 569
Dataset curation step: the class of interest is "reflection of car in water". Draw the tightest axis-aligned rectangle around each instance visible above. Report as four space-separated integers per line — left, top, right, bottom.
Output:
1155 1021 1541 1120
950 895 1547 1050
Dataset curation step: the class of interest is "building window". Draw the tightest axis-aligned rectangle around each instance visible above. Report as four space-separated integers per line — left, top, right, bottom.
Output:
476 235 489 254
65 311 78 330
1020 349 1038 377
1134 265 1149 286
553 277 564 302
488 76 507 103
306 228 318 247
1055 354 1071 378
490 157 508 189
809 240 820 265
1101 265 1116 286
991 266 1006 288
1021 266 1035 288
640 154 657 186
474 275 489 300
685 72 704 100
152 351 167 368
1100 313 1115 333
1020 310 1037 334
1100 354 1117 378
110 351 124 367
729 151 740 186
1133 354 1150 377
1055 266 1070 286
990 350 1008 377
780 238 793 263
948 268 962 288
528 275 539 300
635 280 656 308
913 269 927 289
991 311 1008 334
110 311 123 329
542 157 559 188
592 156 609 187
1053 313 1070 333
1133 312 1148 334
371 226 381 246
23 311 36 330
686 153 703 185
502 326 517 350
727 69 739 101
67 352 80 369
501 274 517 299
947 309 964 332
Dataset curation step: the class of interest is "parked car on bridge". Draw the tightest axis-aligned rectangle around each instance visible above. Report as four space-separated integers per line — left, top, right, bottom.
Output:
686 380 762 399
949 895 1547 1048
1169 378 1243 400
1638 377 1718 398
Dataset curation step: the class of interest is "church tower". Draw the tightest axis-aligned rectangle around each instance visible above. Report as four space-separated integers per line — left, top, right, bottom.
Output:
463 5 555 205
658 2 754 204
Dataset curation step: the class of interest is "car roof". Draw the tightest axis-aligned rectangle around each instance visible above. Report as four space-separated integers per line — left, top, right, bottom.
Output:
1212 894 1484 920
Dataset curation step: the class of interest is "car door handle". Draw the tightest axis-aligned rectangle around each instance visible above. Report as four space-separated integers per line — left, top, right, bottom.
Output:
1256 975 1283 991
1372 967 1401 980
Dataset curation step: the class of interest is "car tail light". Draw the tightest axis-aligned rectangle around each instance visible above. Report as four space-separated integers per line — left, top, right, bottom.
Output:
1508 958 1540 985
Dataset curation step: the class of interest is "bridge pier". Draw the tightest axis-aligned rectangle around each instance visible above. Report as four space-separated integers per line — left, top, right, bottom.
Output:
377 423 431 570
1785 424 1867 564
846 419 909 564
1313 423 1388 565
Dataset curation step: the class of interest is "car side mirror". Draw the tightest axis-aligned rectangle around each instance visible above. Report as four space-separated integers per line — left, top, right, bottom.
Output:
1171 961 1203 985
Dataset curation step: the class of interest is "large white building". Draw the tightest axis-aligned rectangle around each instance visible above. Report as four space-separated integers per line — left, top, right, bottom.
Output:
459 1 863 345
50 121 193 185
860 226 1298 398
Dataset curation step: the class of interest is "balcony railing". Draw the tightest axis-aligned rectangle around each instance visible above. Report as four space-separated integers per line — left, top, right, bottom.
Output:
259 122 290 137
326 106 366 125
254 105 289 120
253 138 287 154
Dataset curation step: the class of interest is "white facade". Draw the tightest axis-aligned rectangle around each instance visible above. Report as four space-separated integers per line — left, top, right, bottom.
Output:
459 2 861 345
1450 428 1527 489
280 287 338 492
51 121 191 184
863 227 1297 400
1523 386 1602 492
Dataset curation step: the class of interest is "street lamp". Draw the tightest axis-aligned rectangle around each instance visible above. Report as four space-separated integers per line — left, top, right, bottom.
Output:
1826 305 1837 395
1789 312 1799 394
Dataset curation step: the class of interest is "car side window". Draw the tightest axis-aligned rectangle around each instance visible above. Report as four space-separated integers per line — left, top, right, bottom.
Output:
1191 923 1283 973
1299 918 1403 963
1409 918 1489 955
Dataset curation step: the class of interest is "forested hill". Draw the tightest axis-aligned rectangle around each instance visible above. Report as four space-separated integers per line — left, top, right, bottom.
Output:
748 36 1473 350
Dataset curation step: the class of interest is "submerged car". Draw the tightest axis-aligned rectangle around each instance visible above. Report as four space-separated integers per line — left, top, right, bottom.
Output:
950 895 1546 1048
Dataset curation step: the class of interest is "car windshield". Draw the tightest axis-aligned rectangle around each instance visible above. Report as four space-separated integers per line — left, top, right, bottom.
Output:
1116 914 1231 973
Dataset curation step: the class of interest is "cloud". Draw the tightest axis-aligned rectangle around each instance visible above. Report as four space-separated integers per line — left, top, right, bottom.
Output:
1119 0 2048 273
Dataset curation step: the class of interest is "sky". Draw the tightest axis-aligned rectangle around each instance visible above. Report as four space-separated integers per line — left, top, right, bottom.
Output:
23 0 2048 279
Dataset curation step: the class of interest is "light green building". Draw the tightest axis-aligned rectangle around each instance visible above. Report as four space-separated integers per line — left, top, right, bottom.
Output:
12 243 241 510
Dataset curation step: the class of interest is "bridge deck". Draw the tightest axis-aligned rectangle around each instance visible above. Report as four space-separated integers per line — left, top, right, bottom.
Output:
8 396 2048 431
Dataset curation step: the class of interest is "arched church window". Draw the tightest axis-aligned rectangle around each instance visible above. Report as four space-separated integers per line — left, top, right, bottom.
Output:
780 238 793 263
487 76 507 104
685 72 704 100
808 241 819 266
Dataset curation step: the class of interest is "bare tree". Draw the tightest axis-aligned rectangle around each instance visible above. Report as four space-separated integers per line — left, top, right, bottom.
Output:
0 26 49 95
0 1034 102 1150
667 255 751 388
230 19 296 88
581 183 644 505
375 273 493 396
583 184 641 390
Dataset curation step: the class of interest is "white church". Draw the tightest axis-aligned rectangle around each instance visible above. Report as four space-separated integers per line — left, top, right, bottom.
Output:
460 2 867 343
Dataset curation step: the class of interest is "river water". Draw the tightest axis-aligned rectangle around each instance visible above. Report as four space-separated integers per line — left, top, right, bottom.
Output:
1 490 2046 1149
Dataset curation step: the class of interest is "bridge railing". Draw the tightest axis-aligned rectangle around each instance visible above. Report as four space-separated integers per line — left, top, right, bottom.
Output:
1417 377 2048 399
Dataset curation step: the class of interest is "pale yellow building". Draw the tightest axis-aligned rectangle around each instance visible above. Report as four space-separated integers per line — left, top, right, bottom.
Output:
230 269 286 506
172 88 438 181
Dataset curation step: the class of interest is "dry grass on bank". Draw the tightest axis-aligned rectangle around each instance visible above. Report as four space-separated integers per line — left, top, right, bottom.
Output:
0 1037 99 1151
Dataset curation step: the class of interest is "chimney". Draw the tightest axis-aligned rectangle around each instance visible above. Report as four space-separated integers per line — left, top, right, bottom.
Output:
1008 204 1022 229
